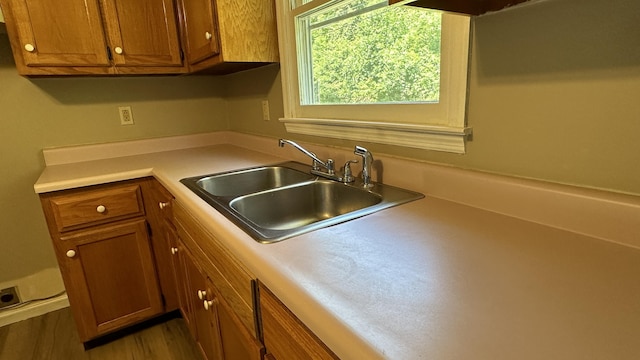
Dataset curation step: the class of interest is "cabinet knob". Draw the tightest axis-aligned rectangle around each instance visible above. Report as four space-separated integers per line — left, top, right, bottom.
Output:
24 44 36 52
114 47 123 55
197 290 206 300
204 299 214 310
171 247 178 255
159 202 169 210
205 32 212 40
66 250 76 258
96 205 106 213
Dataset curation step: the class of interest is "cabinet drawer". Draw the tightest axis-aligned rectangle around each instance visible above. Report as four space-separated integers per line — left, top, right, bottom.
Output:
48 184 145 232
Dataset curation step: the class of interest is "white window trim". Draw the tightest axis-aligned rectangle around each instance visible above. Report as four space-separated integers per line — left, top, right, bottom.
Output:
275 0 473 154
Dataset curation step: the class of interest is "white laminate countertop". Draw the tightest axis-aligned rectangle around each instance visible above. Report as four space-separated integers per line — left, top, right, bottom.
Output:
35 135 640 359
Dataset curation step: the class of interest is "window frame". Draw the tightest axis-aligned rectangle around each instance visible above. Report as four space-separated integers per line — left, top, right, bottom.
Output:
275 0 473 153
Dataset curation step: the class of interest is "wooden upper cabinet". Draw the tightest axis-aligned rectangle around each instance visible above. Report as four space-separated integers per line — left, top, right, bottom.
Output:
1 0 110 72
0 0 185 75
180 0 221 65
99 0 184 69
1 0 278 75
390 0 531 16
178 0 279 74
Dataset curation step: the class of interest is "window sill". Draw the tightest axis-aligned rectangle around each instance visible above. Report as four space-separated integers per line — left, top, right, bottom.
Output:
280 118 472 154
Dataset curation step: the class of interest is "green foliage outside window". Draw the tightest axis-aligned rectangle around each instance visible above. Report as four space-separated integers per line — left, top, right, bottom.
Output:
306 3 442 104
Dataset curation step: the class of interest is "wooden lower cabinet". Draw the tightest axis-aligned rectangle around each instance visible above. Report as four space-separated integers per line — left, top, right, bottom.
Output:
40 178 338 356
216 284 263 360
259 282 338 360
40 180 166 342
186 252 224 360
170 232 263 360
58 219 164 341
171 204 264 360
168 223 195 335
142 179 179 312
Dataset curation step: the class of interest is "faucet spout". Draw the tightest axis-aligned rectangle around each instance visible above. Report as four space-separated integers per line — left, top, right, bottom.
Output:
278 139 333 172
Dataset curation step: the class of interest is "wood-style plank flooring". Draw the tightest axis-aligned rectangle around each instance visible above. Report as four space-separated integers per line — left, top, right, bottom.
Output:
0 307 202 360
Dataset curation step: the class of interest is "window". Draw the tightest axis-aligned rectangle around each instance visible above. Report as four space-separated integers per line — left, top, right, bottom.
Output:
275 0 472 153
299 0 441 105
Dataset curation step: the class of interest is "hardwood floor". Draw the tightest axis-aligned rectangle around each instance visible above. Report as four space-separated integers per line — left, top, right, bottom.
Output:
0 307 202 360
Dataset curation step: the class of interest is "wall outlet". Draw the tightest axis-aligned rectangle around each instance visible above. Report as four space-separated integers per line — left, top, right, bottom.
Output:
119 106 134 125
0 287 20 309
261 100 270 121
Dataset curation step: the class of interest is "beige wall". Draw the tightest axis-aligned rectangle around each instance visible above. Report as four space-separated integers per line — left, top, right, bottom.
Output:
0 34 228 284
227 0 640 196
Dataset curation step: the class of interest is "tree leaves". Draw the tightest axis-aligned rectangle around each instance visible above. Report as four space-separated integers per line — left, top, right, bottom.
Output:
308 5 441 104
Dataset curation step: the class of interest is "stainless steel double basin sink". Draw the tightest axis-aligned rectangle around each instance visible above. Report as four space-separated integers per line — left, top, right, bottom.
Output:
180 161 423 243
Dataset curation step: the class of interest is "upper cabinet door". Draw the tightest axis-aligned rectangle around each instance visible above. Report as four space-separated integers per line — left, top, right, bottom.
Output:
100 0 183 67
180 0 220 65
6 0 109 66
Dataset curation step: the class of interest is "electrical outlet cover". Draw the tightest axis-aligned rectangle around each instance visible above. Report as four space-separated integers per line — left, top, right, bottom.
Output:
0 287 20 309
119 106 134 125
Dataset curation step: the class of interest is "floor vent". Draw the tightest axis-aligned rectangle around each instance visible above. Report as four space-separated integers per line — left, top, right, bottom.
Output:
0 287 20 309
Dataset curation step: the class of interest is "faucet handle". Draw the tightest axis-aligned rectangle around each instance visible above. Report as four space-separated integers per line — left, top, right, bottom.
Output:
342 160 358 183
326 159 335 174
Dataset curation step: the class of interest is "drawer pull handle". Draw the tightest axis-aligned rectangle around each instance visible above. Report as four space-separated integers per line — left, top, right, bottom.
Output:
197 290 206 300
25 43 36 52
159 202 169 210
171 247 178 255
205 31 212 40
96 205 106 213
204 299 216 310
66 250 76 258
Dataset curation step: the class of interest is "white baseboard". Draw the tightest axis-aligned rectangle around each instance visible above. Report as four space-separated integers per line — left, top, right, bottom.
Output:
0 293 69 328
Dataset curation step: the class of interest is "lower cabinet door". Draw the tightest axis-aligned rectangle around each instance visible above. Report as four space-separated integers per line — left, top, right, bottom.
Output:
184 248 224 360
216 288 264 360
259 282 338 360
59 218 164 341
177 236 263 360
171 227 196 336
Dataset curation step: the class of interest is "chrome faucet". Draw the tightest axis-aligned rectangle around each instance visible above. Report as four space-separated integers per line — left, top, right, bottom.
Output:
354 145 373 188
278 139 370 185
278 139 339 180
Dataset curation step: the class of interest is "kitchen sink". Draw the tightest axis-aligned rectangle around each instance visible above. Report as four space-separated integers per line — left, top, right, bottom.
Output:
194 165 314 197
180 161 423 243
230 180 382 231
